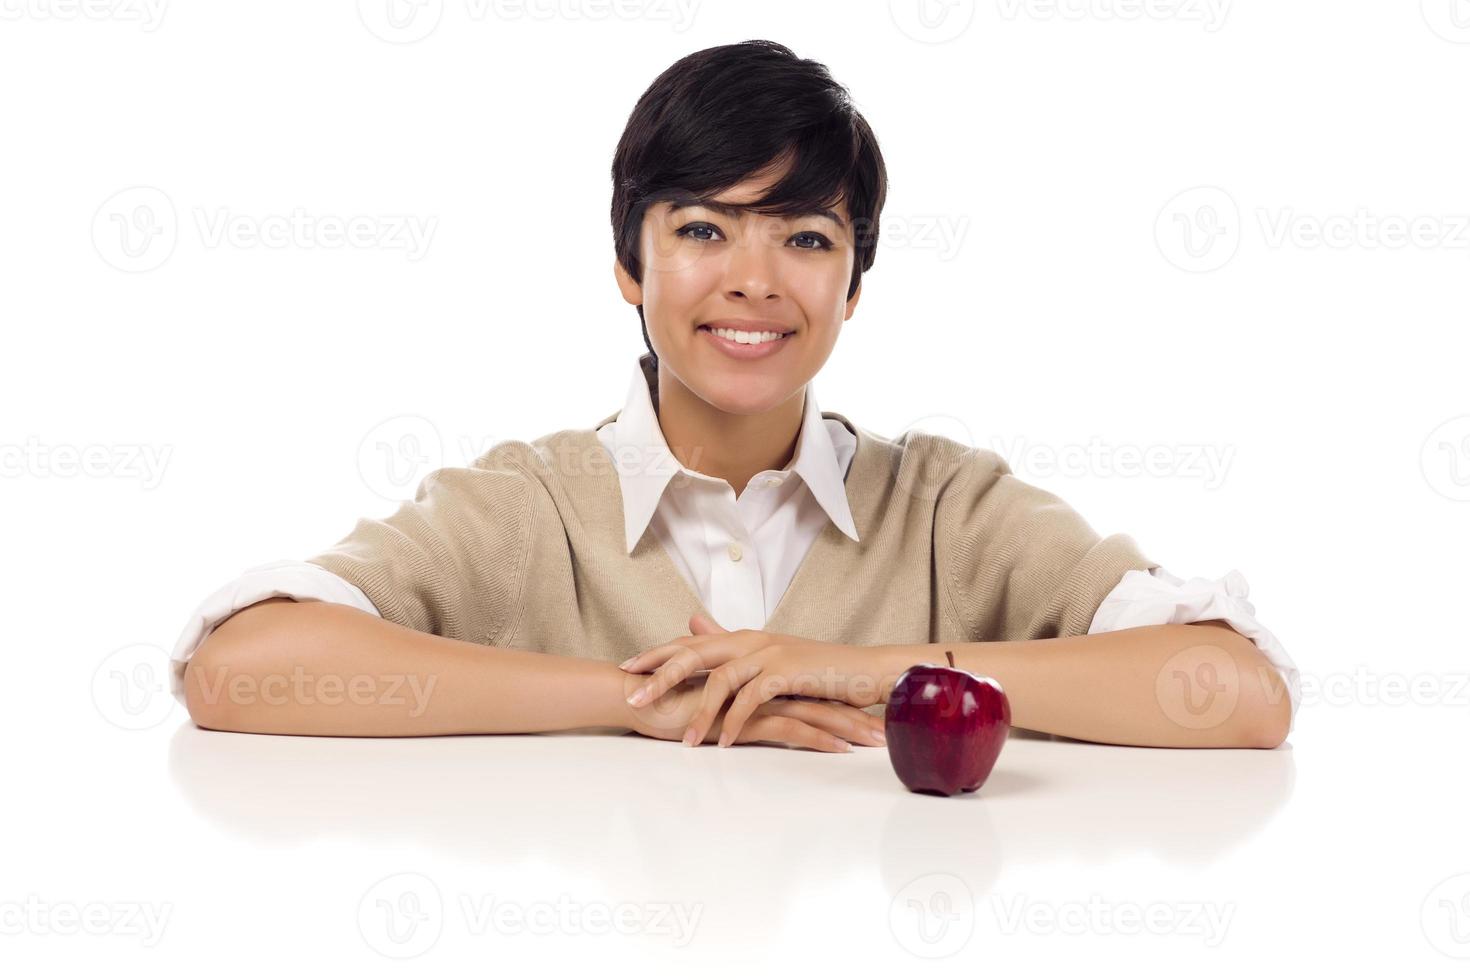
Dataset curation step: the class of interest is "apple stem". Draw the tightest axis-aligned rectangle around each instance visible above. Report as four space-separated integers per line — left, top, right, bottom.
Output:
945 650 955 669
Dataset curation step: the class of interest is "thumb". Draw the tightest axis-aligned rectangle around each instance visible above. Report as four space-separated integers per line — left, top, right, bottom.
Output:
689 612 727 635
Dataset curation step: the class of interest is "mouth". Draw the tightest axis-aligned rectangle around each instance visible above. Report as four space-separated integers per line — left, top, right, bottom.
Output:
696 323 796 360
697 323 797 338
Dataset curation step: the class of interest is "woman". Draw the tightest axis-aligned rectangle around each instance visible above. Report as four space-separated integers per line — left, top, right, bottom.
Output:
173 40 1298 750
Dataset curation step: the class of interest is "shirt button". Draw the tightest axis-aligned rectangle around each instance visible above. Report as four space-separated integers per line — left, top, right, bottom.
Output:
727 542 743 562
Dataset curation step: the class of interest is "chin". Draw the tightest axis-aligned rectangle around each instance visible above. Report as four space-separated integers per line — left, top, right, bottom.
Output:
692 375 792 415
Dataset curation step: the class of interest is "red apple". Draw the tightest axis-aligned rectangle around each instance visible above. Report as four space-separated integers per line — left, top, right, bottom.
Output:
885 651 1010 796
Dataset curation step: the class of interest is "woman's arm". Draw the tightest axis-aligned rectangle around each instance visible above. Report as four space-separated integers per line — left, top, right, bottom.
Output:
182 597 635 737
869 620 1292 749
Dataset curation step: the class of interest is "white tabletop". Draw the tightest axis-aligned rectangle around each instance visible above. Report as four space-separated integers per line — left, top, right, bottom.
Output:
11 695 1466 975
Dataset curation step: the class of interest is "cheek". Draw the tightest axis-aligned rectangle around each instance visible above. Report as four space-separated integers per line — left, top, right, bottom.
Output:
788 255 853 313
642 261 722 315
643 242 725 309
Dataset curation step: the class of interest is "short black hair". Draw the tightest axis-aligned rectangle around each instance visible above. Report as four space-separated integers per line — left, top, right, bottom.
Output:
611 39 889 369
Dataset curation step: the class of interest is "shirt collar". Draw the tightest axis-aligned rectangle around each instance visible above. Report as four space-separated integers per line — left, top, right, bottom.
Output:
611 352 859 554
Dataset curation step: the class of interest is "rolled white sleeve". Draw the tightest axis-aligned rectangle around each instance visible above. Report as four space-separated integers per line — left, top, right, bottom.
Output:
169 559 381 705
1088 566 1300 736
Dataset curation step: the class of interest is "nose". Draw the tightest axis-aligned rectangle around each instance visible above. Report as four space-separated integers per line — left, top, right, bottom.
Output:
722 226 782 302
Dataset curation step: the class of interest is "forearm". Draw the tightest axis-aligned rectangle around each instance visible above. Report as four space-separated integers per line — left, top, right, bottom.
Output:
869 621 1291 749
182 597 637 737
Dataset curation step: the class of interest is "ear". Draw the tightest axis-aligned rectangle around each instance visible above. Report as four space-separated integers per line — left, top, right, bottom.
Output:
844 280 862 320
614 258 643 306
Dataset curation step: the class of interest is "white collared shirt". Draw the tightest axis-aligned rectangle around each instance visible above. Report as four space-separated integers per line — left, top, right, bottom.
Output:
597 350 858 632
169 354 1300 728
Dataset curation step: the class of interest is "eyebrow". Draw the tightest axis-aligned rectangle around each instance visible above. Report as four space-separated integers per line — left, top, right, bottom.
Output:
664 194 846 227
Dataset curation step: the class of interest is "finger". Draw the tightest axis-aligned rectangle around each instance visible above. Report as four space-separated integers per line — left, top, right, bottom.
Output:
688 612 727 635
619 632 738 674
836 700 888 741
737 714 852 753
764 699 886 747
625 645 708 708
684 658 766 747
718 672 788 747
619 641 692 674
813 698 888 732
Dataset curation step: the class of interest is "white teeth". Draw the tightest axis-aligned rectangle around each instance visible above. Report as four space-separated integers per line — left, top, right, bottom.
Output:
710 327 787 344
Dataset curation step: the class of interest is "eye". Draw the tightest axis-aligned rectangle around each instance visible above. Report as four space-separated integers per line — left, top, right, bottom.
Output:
675 222 723 242
790 231 834 251
676 221 834 252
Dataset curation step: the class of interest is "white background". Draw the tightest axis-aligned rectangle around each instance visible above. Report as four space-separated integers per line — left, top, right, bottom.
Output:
3 0 1469 975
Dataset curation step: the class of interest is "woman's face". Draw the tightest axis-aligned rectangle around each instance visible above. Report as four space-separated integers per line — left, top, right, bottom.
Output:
615 166 862 415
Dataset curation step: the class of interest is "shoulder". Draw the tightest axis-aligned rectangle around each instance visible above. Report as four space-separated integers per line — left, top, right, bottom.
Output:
852 421 1013 510
454 425 611 489
452 424 619 534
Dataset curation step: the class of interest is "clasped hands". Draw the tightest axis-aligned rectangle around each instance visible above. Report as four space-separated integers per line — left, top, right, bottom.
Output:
617 612 889 752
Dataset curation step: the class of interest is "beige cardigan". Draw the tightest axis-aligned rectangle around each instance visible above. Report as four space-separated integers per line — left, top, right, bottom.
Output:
305 407 1158 667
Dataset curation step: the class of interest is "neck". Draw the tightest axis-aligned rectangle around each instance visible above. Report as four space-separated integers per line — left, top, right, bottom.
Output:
653 364 805 498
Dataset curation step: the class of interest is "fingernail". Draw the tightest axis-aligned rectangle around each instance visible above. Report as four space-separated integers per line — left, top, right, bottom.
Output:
618 657 635 670
717 733 731 748
682 727 697 746
835 740 852 752
873 729 886 744
626 688 647 706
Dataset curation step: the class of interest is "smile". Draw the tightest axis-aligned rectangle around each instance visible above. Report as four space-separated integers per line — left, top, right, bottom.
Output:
697 324 795 360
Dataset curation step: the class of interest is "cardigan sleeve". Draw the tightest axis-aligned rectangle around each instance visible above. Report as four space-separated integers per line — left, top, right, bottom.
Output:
936 450 1158 642
303 447 535 646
